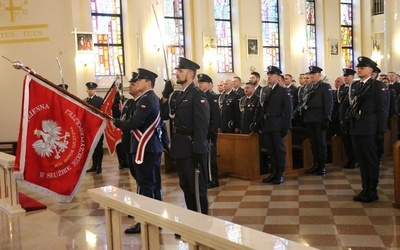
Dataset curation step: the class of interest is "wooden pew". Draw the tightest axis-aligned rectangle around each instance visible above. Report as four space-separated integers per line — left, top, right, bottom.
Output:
0 141 18 156
88 186 317 250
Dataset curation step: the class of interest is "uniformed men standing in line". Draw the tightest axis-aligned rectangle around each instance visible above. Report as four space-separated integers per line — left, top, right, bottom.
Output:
114 68 164 233
239 82 260 134
260 66 292 184
85 82 105 174
219 79 241 133
303 66 333 176
340 56 388 202
339 68 359 169
161 57 210 215
197 73 221 189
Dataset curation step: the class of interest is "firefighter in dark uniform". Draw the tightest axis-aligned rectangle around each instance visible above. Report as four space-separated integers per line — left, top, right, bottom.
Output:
303 66 333 175
161 57 210 215
219 79 241 133
112 73 138 170
85 82 105 174
340 56 388 202
197 73 221 189
239 82 260 134
114 68 163 233
259 66 293 184
339 68 359 169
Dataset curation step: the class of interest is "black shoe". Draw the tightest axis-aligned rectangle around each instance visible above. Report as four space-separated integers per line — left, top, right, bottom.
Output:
174 233 181 239
379 158 383 165
262 174 276 183
207 182 219 189
361 191 379 203
125 223 141 234
96 166 102 174
316 167 326 175
305 165 318 174
86 166 97 173
272 176 284 185
353 189 367 202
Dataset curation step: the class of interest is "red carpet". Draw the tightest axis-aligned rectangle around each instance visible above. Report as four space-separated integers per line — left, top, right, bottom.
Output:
18 192 47 211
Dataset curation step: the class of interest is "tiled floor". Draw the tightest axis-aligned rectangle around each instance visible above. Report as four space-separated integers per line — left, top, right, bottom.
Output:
1 152 400 250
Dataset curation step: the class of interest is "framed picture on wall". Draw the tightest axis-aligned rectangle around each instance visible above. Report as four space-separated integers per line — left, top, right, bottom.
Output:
76 33 93 53
203 36 217 51
330 39 339 55
247 38 259 56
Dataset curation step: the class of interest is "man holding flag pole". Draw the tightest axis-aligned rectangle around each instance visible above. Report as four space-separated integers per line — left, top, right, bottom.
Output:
113 68 163 234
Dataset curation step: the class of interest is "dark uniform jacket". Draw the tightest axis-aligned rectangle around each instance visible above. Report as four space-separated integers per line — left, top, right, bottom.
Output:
261 85 293 132
391 81 400 97
120 90 163 154
341 79 388 135
254 85 262 97
303 81 333 123
161 83 210 159
234 87 245 98
239 94 260 134
206 90 221 138
86 95 103 109
219 90 240 132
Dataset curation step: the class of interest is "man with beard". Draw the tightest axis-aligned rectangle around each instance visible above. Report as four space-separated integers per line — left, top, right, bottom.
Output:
161 57 210 215
250 71 263 96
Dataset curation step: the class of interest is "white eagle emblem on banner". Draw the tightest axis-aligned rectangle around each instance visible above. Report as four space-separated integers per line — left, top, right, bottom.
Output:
32 120 70 159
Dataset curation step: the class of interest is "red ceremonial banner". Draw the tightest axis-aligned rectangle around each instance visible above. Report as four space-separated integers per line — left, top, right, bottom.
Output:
101 83 122 155
14 75 106 202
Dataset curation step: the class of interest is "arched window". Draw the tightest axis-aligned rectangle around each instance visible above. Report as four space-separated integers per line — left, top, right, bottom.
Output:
261 0 280 70
91 0 124 76
306 0 316 66
214 0 234 73
341 0 354 68
164 0 185 68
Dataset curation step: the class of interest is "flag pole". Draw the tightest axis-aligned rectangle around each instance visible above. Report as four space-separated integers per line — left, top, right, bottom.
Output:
2 56 114 121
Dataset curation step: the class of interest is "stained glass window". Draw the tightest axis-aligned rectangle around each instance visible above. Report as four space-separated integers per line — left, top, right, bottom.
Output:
341 0 354 68
261 0 280 70
306 0 316 66
164 0 185 71
214 0 234 73
91 0 124 76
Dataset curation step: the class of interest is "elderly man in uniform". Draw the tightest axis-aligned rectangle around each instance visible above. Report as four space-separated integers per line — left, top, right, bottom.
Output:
239 82 260 134
219 79 241 133
114 68 163 233
161 57 210 215
341 56 388 202
260 66 292 184
197 73 221 189
85 82 104 174
303 66 333 176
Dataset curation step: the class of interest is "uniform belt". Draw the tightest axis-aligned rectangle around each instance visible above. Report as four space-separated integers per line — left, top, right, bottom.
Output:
263 113 282 119
172 126 194 135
